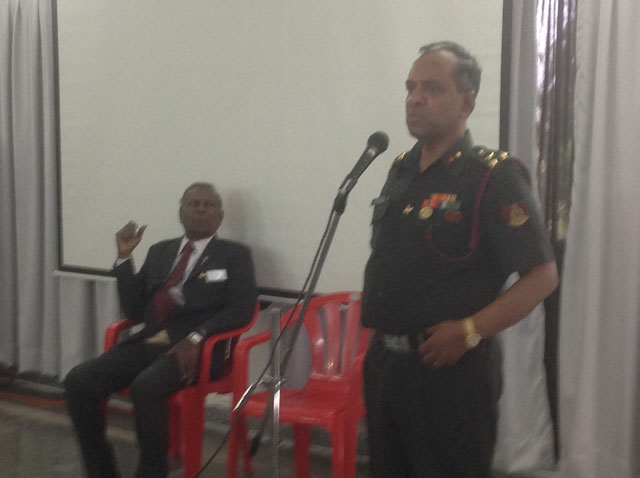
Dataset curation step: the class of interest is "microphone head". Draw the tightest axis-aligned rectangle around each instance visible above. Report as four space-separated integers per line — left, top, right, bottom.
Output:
367 131 389 153
339 130 390 196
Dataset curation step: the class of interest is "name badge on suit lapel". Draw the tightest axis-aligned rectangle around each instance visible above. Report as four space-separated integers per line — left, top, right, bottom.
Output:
203 269 228 282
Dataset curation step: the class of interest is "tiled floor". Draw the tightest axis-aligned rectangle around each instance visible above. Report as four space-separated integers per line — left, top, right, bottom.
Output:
0 378 557 478
0 384 368 478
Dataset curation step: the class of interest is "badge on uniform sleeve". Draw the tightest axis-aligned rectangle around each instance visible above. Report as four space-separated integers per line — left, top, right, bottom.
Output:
501 201 530 227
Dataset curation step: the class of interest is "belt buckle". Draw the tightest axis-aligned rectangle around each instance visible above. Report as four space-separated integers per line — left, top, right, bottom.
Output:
381 334 412 353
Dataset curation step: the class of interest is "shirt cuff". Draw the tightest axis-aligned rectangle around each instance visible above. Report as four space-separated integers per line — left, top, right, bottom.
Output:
114 257 131 267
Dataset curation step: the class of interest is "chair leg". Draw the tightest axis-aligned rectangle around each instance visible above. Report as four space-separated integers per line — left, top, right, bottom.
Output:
330 417 347 478
342 416 360 478
180 390 205 478
293 424 311 478
342 415 359 478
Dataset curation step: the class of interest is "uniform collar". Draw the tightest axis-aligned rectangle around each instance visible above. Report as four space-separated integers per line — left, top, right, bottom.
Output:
403 130 474 175
439 130 474 170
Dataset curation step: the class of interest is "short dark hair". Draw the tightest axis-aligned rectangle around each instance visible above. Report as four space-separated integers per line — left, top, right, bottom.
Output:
419 41 482 94
180 182 222 208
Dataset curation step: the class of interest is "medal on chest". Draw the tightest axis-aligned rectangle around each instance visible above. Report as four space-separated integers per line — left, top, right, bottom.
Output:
411 193 461 221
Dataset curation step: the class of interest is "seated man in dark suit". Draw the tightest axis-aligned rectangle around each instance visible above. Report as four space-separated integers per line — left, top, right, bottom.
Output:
65 182 257 478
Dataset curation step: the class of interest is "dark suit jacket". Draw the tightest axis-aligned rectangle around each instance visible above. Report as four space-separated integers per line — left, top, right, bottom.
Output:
113 237 257 345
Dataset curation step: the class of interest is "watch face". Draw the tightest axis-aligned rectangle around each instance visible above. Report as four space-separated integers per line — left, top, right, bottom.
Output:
465 334 481 348
189 332 203 344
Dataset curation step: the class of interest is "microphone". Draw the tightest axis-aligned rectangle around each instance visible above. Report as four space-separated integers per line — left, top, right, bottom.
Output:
339 131 389 196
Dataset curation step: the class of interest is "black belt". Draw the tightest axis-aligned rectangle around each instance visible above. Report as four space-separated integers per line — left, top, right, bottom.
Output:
377 332 493 362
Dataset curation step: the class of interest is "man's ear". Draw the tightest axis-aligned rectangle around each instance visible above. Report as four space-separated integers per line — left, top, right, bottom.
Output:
462 90 477 118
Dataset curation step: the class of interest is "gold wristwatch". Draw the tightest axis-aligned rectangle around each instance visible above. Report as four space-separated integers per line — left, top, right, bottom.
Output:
462 318 481 349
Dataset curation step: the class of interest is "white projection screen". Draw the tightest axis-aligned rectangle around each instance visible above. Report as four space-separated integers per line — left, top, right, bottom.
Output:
56 1 505 295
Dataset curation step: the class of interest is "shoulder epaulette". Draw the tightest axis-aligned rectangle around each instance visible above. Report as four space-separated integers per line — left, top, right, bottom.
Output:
390 152 406 170
474 147 510 169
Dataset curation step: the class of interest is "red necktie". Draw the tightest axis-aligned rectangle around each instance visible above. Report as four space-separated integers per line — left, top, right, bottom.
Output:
153 241 194 323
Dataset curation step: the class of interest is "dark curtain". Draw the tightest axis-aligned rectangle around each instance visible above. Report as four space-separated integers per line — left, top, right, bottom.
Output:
535 0 577 460
536 0 577 243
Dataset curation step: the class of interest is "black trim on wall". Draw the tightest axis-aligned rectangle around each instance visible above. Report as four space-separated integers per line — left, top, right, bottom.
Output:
52 0 63 271
500 0 512 152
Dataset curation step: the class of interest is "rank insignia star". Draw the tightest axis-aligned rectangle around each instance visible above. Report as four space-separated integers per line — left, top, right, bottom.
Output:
443 150 462 167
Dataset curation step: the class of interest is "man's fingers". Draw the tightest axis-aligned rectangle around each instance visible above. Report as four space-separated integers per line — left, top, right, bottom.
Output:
117 221 144 238
117 221 135 238
168 340 202 386
425 324 440 336
421 348 437 365
135 224 147 239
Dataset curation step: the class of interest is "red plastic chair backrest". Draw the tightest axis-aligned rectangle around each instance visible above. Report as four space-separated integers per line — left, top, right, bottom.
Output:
287 291 365 382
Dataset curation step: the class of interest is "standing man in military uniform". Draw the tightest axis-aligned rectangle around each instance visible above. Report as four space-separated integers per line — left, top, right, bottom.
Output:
361 41 558 477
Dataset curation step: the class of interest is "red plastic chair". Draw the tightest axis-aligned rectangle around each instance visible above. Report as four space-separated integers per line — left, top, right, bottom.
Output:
227 292 369 478
103 304 259 478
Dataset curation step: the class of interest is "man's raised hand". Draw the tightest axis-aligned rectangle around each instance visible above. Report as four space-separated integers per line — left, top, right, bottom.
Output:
116 221 147 259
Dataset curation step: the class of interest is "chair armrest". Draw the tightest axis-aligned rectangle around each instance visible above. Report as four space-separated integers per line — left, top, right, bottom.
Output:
104 319 136 352
195 303 261 386
196 327 248 385
233 329 272 358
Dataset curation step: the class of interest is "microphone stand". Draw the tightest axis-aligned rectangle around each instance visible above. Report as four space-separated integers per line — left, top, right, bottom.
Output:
202 134 386 478
258 184 353 478
279 183 351 378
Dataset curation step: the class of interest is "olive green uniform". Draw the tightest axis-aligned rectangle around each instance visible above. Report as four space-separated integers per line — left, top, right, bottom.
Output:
362 131 554 477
